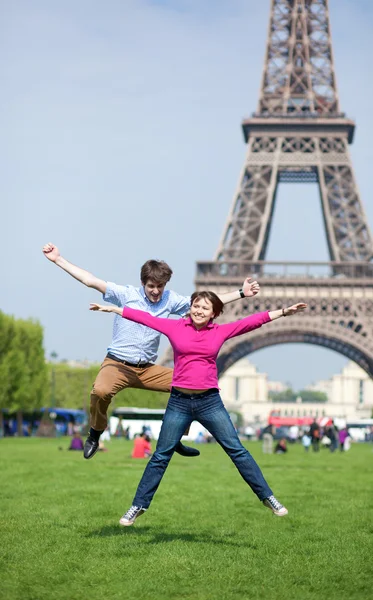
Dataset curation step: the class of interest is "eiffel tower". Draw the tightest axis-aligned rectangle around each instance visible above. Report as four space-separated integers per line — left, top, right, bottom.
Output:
190 0 373 381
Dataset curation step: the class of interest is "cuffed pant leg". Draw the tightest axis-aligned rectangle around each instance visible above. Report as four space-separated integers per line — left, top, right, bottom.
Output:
90 358 137 430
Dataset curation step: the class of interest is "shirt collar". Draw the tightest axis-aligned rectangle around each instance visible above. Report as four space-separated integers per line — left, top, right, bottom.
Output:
185 316 214 330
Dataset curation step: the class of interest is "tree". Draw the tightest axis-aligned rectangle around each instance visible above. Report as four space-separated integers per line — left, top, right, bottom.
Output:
270 388 297 403
298 390 328 403
0 312 15 435
0 311 49 435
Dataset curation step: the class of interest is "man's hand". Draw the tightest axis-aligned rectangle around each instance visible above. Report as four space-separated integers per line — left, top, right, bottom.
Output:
43 242 60 263
242 277 260 298
42 243 107 293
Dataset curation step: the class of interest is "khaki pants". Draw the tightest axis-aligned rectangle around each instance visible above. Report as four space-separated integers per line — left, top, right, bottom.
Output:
90 357 173 431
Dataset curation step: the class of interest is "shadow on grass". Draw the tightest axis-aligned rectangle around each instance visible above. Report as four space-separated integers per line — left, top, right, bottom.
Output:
87 525 258 548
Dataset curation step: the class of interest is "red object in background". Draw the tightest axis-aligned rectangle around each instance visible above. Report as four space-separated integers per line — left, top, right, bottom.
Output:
132 436 152 458
268 411 333 428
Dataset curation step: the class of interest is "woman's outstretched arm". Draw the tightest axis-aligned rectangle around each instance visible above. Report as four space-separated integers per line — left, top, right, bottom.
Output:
268 303 307 321
218 302 308 340
90 303 122 315
89 303 177 337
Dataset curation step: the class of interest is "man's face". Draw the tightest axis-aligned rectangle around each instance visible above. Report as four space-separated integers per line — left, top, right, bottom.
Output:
143 279 166 303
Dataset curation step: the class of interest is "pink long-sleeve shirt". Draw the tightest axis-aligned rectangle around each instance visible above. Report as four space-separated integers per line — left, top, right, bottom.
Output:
122 307 271 389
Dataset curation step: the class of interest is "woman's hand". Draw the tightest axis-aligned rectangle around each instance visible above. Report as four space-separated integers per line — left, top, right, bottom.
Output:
269 302 307 321
283 303 308 316
89 303 115 313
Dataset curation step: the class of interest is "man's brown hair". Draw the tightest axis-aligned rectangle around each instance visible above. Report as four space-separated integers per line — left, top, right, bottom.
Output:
190 291 224 318
140 260 173 285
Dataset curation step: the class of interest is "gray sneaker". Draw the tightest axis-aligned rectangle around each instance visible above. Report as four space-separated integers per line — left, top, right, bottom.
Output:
263 495 288 517
119 505 146 527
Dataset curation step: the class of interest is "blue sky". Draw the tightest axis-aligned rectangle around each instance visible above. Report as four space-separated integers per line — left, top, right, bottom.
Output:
1 0 373 389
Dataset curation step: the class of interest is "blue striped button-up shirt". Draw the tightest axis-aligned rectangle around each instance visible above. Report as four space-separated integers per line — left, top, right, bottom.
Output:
103 282 190 363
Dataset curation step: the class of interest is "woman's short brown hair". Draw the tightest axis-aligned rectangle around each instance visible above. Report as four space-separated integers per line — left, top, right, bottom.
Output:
190 291 224 318
140 260 173 285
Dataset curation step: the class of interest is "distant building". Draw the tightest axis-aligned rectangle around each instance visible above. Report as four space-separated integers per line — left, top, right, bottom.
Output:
219 358 373 425
306 361 373 421
219 358 274 425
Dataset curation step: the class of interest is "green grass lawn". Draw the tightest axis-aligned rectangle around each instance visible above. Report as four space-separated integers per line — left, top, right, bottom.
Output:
1 437 372 600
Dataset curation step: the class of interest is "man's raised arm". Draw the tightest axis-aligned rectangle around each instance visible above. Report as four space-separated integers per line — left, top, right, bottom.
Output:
42 242 107 294
217 277 260 305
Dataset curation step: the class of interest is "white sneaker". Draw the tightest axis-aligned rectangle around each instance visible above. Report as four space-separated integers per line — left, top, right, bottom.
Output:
119 505 146 526
263 495 288 517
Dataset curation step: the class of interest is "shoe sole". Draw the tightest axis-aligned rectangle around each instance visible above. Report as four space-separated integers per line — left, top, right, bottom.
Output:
83 446 100 460
268 508 288 517
119 510 146 527
119 519 135 527
263 501 288 517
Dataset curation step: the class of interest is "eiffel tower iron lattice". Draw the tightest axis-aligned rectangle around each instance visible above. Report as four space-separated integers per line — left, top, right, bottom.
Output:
163 0 373 386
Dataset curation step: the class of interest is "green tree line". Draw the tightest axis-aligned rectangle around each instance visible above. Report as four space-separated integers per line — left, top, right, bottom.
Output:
0 311 49 435
0 310 169 436
48 362 169 410
269 388 328 403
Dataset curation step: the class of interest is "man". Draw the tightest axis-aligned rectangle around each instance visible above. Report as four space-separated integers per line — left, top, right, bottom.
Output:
326 420 338 453
309 419 320 452
42 242 260 459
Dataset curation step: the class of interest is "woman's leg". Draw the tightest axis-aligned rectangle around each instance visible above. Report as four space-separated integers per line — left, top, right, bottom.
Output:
132 394 193 509
196 392 273 501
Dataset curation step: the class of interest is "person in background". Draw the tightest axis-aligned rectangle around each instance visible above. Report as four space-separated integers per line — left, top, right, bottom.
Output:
338 426 350 452
274 438 288 454
68 431 84 451
262 424 275 454
309 419 320 452
301 431 311 452
132 433 152 459
90 292 307 525
326 421 338 453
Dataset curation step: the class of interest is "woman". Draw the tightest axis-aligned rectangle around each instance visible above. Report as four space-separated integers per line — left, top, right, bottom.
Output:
338 426 350 451
90 292 307 526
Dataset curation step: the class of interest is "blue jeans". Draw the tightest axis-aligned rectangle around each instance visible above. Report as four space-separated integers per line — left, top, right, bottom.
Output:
133 388 273 509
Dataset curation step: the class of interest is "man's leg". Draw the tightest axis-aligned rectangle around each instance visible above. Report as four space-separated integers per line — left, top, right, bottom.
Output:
85 358 139 459
138 364 200 458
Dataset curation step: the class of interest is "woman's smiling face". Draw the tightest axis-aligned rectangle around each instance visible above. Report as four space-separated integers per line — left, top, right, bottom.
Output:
190 296 215 329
